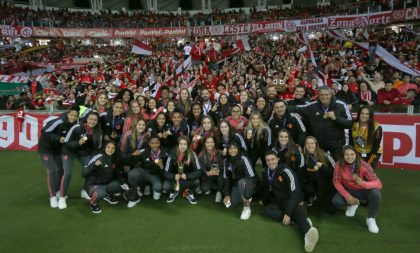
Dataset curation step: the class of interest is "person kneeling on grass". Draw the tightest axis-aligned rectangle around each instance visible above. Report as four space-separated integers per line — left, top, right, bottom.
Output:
163 136 203 204
261 151 319 252
332 145 382 233
222 142 256 221
82 141 121 214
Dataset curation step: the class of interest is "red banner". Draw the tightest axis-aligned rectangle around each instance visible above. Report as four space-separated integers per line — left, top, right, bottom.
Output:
391 7 420 22
3 8 420 38
328 12 391 28
1 112 419 170
32 27 188 38
0 25 33 37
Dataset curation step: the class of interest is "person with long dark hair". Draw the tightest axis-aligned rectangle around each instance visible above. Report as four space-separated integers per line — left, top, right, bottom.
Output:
116 88 134 112
262 151 319 253
100 100 125 143
82 141 121 214
164 136 203 204
271 129 305 184
186 102 203 132
303 136 336 211
191 115 217 154
350 106 383 169
197 136 224 202
209 93 231 126
222 141 256 220
147 112 171 147
216 120 247 156
62 111 102 209
38 105 79 208
332 145 382 233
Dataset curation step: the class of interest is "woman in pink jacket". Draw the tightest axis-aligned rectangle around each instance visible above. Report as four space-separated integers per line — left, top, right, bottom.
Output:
332 145 382 234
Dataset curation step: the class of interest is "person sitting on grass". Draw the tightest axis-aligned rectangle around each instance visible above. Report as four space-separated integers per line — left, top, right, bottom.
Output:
163 136 203 204
82 141 121 214
261 151 319 252
332 145 382 233
222 141 256 221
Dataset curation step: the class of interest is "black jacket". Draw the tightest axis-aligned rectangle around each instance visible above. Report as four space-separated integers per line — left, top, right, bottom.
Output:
216 133 248 154
63 122 102 156
198 150 224 173
261 163 303 216
165 122 190 150
296 99 353 149
127 148 169 175
100 110 125 142
223 155 256 195
272 144 305 182
268 112 307 147
82 153 116 186
164 152 203 181
38 114 76 155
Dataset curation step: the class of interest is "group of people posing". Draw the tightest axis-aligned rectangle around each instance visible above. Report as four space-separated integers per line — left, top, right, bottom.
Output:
38 85 384 252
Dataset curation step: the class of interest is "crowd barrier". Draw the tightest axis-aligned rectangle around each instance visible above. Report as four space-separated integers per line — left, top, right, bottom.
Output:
0 110 419 170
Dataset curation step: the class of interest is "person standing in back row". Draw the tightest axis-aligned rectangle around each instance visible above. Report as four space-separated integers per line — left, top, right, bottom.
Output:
296 86 353 160
38 105 79 208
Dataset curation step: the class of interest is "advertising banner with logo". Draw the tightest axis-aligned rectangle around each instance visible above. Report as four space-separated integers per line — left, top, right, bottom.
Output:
3 8 420 39
1 112 419 170
0 25 33 37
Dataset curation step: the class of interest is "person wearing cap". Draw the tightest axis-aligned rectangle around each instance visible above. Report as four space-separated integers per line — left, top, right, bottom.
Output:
38 105 80 208
261 151 319 252
222 141 256 220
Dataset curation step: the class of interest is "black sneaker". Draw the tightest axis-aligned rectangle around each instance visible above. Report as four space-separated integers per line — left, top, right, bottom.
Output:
166 191 179 203
89 202 102 214
186 192 197 205
103 195 118 205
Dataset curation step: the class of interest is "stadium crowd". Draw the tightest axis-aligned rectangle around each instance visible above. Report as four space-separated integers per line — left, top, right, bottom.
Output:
0 2 419 252
0 0 398 28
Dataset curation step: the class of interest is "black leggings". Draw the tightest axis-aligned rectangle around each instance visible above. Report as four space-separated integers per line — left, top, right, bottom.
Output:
264 201 311 237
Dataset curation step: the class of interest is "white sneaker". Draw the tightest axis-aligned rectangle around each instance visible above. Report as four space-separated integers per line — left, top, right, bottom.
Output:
144 185 151 196
81 189 91 200
304 227 319 252
215 191 222 203
58 197 67 209
345 205 359 217
366 218 379 233
127 199 141 208
240 207 251 220
153 191 161 200
50 197 58 208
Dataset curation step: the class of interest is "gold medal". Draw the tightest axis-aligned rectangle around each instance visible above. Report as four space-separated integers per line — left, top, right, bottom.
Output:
154 159 159 164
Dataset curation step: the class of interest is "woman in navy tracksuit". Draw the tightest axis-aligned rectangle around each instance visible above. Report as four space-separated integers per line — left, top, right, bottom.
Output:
164 136 203 204
222 141 256 220
82 141 121 214
126 135 169 208
61 111 102 209
38 106 79 208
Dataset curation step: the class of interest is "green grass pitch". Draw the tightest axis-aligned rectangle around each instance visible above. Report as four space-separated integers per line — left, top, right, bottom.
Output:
0 150 419 253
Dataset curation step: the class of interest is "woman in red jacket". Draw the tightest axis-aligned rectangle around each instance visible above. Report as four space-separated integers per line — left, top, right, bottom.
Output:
332 145 382 233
